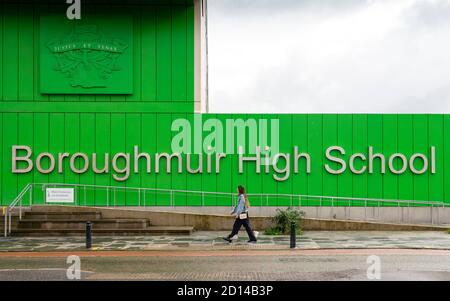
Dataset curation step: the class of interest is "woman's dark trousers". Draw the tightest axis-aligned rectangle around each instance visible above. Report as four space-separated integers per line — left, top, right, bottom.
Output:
228 217 257 241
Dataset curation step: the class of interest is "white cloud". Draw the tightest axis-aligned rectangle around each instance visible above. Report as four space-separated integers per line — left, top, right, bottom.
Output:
208 0 450 113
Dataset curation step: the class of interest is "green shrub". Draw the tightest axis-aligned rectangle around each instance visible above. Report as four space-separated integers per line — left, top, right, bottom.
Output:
264 227 282 236
447 229 450 234
264 207 305 235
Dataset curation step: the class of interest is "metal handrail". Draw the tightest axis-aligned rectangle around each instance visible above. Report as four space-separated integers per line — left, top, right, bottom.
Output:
4 182 450 237
34 182 449 207
4 184 32 237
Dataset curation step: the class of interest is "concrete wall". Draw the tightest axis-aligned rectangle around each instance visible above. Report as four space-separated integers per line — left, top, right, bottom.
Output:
131 206 450 226
30 206 450 231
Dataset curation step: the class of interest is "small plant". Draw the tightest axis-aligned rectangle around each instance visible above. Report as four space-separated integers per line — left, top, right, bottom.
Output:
264 227 282 235
447 229 450 234
264 207 305 235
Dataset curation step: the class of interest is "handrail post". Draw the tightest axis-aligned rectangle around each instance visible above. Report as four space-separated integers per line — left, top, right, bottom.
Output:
138 189 141 207
316 200 319 219
75 186 78 206
365 200 367 220
29 185 32 208
345 199 347 220
4 209 7 237
408 202 410 223
331 198 334 219
378 201 380 220
8 209 12 235
318 197 322 219
143 190 146 208
348 200 351 221
19 196 22 220
437 205 440 225
431 206 434 225
201 192 204 207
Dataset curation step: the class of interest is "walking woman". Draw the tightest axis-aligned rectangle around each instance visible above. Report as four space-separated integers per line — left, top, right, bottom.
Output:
223 185 258 243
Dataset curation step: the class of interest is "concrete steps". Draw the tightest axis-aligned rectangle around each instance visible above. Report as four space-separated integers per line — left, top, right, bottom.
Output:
17 219 151 230
7 209 194 237
0 215 19 234
23 211 102 220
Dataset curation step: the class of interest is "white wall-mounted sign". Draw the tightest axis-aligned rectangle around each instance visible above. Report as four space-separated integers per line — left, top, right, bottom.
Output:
46 188 74 204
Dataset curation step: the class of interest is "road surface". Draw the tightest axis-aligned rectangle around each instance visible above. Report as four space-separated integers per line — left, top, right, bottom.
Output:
0 249 449 281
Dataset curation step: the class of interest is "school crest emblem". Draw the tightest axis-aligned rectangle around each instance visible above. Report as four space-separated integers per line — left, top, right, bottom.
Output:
40 15 133 94
47 25 128 88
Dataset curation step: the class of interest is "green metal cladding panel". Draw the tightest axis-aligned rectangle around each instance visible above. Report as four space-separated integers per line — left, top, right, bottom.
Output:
0 1 195 112
1 2 449 207
1 113 449 206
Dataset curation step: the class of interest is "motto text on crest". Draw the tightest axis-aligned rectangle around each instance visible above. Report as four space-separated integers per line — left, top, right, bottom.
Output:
47 25 128 88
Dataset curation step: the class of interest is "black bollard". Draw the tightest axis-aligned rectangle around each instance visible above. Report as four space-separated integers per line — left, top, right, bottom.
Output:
86 221 92 249
290 222 296 249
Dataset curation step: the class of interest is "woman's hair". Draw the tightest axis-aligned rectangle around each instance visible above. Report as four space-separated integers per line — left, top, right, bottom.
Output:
238 185 250 208
238 185 245 195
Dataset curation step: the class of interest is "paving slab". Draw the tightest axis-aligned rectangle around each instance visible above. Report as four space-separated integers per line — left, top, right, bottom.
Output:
0 231 449 252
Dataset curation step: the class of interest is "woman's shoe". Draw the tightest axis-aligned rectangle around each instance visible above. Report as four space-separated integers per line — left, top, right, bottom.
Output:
223 237 232 243
248 240 257 244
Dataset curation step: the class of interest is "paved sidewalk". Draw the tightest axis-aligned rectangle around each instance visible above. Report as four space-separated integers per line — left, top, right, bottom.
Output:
0 231 449 252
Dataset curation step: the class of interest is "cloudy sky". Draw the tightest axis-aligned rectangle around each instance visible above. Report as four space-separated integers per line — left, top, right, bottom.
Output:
207 0 450 113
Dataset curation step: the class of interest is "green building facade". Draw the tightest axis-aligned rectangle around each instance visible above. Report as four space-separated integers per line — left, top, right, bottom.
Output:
1 0 449 207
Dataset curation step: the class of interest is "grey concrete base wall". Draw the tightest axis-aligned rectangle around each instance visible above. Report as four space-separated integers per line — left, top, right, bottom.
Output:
124 206 450 226
30 206 450 231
